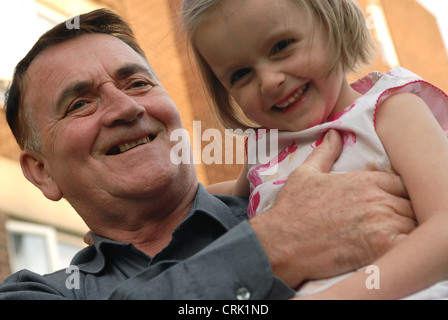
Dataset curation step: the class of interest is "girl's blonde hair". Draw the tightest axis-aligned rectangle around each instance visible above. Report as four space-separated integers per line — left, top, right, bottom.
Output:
181 0 376 130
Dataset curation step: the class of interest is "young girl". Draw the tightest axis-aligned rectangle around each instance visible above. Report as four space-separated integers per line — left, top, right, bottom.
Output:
181 0 448 299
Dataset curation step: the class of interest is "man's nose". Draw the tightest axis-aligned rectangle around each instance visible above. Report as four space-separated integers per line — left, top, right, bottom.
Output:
102 87 145 127
259 67 286 95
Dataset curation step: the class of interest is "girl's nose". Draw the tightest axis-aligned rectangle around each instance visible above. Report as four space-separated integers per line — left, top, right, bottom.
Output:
259 68 286 95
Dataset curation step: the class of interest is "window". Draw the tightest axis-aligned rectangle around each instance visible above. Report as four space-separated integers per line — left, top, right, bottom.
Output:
366 4 400 68
6 220 84 275
0 80 8 104
0 1 63 105
0 0 101 104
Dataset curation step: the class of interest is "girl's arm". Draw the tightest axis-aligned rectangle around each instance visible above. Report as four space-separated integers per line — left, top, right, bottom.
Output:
300 92 448 299
206 161 250 198
205 180 237 195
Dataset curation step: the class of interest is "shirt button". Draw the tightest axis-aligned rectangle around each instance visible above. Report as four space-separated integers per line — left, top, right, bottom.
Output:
236 287 251 300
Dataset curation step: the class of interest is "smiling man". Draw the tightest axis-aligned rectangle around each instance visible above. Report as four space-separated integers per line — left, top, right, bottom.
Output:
0 9 415 299
18 32 196 256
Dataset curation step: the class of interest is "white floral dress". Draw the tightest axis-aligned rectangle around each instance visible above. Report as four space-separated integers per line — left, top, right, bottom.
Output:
245 67 448 299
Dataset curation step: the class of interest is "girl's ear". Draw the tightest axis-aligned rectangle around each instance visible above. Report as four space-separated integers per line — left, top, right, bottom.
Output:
20 149 63 201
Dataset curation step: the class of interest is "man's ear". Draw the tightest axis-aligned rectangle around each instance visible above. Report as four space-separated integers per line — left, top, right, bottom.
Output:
20 149 63 201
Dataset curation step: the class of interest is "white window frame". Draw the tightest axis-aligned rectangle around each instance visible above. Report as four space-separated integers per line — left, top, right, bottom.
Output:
0 0 104 103
0 79 9 104
0 1 64 104
5 220 59 274
366 3 400 68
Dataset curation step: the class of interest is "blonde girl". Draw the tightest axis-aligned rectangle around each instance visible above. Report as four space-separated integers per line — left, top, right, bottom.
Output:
181 0 448 299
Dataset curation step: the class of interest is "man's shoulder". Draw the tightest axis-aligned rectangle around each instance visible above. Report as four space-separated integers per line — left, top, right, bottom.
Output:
0 268 75 299
195 183 249 222
212 193 249 219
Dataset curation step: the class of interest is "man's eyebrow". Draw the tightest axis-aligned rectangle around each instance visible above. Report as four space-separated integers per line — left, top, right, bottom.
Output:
114 63 155 79
56 81 92 112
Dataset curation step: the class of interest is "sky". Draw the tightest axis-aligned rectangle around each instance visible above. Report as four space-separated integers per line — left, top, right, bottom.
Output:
417 0 448 54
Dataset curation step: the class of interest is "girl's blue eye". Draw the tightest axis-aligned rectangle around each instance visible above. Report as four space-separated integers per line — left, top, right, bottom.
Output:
272 39 294 55
231 68 251 84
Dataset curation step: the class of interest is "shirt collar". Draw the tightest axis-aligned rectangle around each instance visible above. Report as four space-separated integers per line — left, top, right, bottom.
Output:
71 184 248 274
184 183 246 230
71 234 136 274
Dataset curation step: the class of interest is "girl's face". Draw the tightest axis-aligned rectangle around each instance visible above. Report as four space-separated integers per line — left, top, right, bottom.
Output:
194 0 360 131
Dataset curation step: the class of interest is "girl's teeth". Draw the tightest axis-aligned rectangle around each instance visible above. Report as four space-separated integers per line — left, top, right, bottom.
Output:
275 84 308 109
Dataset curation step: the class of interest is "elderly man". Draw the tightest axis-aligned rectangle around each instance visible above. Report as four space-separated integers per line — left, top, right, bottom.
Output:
0 9 414 299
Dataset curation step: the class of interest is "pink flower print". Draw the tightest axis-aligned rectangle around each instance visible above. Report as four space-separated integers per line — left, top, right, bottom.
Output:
313 129 357 149
254 128 270 141
246 128 271 157
250 141 298 187
249 169 263 193
351 74 374 94
327 103 356 122
341 130 357 147
258 141 298 175
313 132 327 149
248 191 260 218
273 179 287 185
278 141 299 162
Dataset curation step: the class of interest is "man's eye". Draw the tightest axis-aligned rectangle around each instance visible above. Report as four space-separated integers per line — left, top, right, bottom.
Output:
131 80 149 88
272 39 294 55
69 100 87 112
127 79 154 91
231 68 251 84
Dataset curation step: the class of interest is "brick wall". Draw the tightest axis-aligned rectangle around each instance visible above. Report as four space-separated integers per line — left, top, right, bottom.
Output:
0 109 21 162
0 212 11 282
380 0 448 92
352 0 448 92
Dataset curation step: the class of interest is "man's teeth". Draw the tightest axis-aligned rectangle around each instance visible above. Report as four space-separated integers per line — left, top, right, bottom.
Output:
275 84 308 109
118 136 151 153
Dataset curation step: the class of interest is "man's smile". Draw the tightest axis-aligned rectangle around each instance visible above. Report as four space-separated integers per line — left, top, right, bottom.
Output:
106 134 157 155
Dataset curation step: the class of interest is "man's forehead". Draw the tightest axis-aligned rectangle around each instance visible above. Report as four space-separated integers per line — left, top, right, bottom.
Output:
24 33 156 105
30 33 153 75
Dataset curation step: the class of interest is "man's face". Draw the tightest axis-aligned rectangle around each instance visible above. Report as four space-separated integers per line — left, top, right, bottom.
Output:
23 34 196 218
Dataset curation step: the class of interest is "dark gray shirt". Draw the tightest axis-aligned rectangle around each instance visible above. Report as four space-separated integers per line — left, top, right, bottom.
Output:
0 184 294 300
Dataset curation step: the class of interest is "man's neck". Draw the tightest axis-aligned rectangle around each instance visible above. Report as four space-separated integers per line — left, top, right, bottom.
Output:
88 181 199 257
